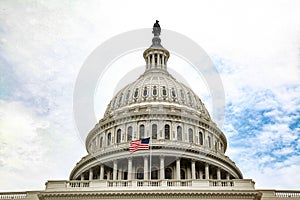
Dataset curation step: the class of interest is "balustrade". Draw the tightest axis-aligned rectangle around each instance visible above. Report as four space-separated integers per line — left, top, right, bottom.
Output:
68 181 90 188
275 191 300 198
0 193 27 199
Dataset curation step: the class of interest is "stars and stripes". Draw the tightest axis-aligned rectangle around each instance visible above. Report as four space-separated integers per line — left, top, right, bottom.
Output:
129 137 150 153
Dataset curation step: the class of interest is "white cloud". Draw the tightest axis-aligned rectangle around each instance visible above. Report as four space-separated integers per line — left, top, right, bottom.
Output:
0 0 299 192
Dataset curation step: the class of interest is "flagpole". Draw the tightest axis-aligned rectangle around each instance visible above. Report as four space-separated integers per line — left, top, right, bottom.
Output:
149 136 152 180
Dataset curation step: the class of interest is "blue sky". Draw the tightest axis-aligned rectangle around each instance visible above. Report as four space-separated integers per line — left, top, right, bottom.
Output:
0 0 299 191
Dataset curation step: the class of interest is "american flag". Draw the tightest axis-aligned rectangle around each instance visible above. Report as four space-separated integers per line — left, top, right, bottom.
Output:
129 137 150 153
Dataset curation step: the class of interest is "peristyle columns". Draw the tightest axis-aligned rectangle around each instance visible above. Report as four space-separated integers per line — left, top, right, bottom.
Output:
144 156 148 180
160 156 165 180
176 158 181 180
205 163 209 180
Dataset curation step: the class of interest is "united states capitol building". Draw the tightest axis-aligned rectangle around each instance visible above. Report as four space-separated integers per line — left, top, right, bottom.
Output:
1 22 299 200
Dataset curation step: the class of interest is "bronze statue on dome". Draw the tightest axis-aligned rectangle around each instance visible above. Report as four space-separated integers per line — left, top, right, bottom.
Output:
152 20 161 36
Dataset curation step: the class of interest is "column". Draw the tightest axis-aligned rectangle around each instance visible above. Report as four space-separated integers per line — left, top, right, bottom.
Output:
100 164 104 180
113 160 118 180
226 173 230 180
80 173 84 180
176 158 181 180
191 160 196 179
107 170 111 180
160 156 165 180
147 56 150 68
89 168 93 180
199 170 203 180
118 168 122 180
205 163 209 180
144 156 148 180
157 53 160 66
187 168 191 179
217 168 221 180
128 158 132 180
151 53 154 67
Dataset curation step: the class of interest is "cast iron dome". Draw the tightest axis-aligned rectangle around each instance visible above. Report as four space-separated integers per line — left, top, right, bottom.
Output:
70 21 243 182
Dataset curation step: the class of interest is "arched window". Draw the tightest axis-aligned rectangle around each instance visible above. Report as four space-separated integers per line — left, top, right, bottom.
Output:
187 92 192 104
165 124 170 140
152 86 158 96
137 168 144 180
143 87 148 97
188 128 193 143
180 90 185 100
165 168 172 179
208 136 211 148
100 137 103 148
107 132 111 146
127 126 133 141
220 142 224 152
177 126 182 141
171 88 176 97
152 124 157 139
139 124 145 139
126 90 130 100
118 94 123 107
199 132 203 145
162 86 167 97
134 88 139 98
180 169 186 179
117 129 121 143
151 167 158 180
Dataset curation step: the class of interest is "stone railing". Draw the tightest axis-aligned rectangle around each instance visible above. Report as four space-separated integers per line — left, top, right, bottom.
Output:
275 191 300 198
67 180 90 188
45 179 255 191
209 180 234 187
0 192 27 199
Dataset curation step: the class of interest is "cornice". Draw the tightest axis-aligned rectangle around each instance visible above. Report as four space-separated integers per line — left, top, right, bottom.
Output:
38 190 262 200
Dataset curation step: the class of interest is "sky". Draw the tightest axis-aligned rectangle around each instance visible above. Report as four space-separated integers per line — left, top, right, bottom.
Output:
0 0 300 191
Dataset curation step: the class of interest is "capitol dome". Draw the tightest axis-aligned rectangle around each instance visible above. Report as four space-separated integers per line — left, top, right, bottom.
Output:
69 21 243 185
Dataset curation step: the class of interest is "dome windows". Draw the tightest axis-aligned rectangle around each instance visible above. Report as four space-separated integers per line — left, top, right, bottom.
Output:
171 88 176 98
187 92 193 104
137 168 144 179
107 132 111 146
152 86 158 96
208 136 212 148
165 168 172 179
139 124 145 139
152 124 157 139
188 128 193 143
199 132 203 145
126 90 130 101
165 124 170 139
134 88 139 98
118 94 123 107
100 137 103 148
127 126 133 141
117 129 122 143
180 90 185 101
143 87 148 97
162 86 167 97
177 126 182 141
